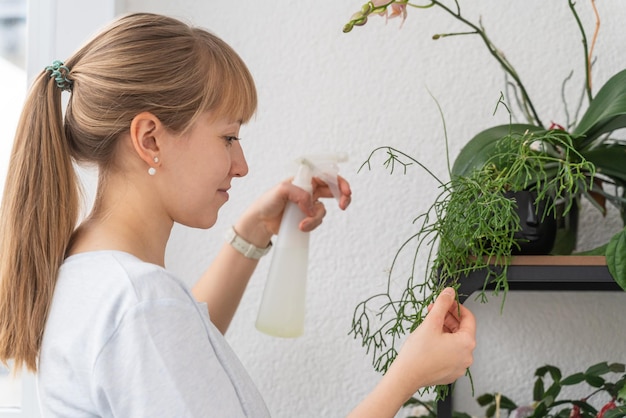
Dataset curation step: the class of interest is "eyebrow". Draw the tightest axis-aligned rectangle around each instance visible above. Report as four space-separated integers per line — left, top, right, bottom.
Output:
224 121 242 129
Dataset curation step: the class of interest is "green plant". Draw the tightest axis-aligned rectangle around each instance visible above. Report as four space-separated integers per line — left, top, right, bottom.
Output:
350 102 595 400
474 362 626 418
343 0 626 400
402 362 626 417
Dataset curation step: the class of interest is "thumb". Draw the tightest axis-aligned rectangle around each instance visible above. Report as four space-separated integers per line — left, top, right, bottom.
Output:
425 287 457 326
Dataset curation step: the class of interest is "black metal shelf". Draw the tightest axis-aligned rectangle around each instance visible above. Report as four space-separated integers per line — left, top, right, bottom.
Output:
437 255 622 418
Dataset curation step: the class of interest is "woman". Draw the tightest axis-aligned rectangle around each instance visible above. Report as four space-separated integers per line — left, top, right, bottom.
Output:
0 12 475 417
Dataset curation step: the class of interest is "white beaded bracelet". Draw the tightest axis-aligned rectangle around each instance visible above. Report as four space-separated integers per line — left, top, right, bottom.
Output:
225 226 273 259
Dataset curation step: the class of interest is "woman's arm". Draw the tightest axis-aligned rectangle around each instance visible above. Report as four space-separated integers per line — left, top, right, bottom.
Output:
192 177 351 333
191 223 268 334
347 288 477 418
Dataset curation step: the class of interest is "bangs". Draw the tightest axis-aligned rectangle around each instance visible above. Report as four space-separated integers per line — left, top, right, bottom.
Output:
212 61 257 124
193 30 258 126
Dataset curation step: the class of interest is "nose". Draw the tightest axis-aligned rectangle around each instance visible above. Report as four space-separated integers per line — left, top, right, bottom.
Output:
525 198 538 226
231 140 249 177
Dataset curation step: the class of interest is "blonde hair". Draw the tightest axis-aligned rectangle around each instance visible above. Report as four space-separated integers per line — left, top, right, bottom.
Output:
0 12 257 372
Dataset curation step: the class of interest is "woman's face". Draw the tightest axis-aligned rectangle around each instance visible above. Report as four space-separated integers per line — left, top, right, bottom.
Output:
155 111 248 229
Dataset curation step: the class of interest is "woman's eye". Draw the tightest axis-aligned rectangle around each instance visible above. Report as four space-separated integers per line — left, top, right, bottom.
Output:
223 136 241 144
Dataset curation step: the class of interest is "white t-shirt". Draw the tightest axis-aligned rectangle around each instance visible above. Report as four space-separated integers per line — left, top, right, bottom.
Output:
38 250 270 417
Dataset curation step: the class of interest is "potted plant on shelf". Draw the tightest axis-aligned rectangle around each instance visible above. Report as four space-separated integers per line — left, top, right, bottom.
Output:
342 0 626 400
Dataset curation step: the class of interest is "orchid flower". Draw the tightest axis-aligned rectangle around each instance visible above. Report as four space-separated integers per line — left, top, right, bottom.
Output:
344 1 409 32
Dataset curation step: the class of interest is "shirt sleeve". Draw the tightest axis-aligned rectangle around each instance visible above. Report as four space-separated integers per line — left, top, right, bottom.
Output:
90 299 247 417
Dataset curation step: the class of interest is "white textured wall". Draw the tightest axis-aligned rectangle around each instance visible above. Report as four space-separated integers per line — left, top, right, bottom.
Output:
121 1 626 416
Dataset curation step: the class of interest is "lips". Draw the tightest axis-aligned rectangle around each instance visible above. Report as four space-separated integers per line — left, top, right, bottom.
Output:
218 187 230 200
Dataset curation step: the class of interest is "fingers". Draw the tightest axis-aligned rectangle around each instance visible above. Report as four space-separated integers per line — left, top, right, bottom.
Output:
428 297 462 332
456 303 477 336
442 310 460 333
283 175 351 231
336 176 352 210
425 288 457 327
443 299 462 332
281 182 316 217
299 201 326 232
311 175 352 210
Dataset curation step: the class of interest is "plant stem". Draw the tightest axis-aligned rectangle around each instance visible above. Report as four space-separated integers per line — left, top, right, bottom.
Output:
421 0 544 127
426 89 453 177
405 0 436 10
568 0 593 102
588 0 600 91
360 146 448 186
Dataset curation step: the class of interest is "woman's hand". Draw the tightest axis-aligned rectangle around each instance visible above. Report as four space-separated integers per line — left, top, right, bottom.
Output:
199 175 350 334
389 288 476 395
234 176 352 246
347 288 476 418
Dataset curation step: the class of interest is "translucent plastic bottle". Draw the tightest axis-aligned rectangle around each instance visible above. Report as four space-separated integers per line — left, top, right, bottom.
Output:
255 153 347 337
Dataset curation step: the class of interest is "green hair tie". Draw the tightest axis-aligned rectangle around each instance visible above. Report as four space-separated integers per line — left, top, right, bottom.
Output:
45 60 73 92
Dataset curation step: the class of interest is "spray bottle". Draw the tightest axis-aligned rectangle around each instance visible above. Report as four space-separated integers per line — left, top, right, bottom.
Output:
255 153 348 338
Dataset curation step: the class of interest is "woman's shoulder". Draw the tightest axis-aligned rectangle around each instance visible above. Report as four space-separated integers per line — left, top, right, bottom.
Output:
39 251 210 413
47 250 199 347
60 250 191 303
44 250 202 361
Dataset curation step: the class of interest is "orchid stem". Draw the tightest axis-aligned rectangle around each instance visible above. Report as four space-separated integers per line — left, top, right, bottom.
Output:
425 0 544 127
568 0 593 103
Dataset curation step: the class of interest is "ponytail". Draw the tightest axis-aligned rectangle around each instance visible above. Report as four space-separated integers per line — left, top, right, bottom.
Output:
0 70 79 372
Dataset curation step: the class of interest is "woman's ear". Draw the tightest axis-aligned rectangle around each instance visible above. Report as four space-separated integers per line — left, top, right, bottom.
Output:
129 112 162 169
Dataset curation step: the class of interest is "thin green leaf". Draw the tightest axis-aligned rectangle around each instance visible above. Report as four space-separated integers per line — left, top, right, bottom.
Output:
606 228 626 291
533 378 545 401
609 362 626 373
536 365 563 382
542 394 555 407
619 382 626 401
580 145 626 183
603 406 626 418
498 395 518 410
553 410 570 418
451 123 542 178
544 383 561 402
585 374 605 387
476 393 495 406
574 69 626 144
561 372 586 385
532 402 548 417
586 361 611 376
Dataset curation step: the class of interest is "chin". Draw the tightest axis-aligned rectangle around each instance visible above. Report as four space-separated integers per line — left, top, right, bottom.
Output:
180 215 218 230
177 205 221 230
195 218 218 230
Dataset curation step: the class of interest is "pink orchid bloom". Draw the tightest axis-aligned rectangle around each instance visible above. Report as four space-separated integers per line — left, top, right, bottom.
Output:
388 3 408 21
511 406 534 418
369 1 408 25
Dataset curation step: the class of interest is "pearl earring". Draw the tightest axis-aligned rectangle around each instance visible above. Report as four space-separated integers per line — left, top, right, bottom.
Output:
148 156 159 176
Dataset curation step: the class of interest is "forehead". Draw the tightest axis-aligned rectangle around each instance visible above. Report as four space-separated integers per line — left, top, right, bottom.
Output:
187 110 241 132
205 109 241 126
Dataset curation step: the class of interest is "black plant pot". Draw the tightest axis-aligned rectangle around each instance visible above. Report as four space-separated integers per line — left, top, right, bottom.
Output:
505 190 579 255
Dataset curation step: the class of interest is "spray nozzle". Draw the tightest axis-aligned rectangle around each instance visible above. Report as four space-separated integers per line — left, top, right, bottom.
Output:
293 152 348 202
